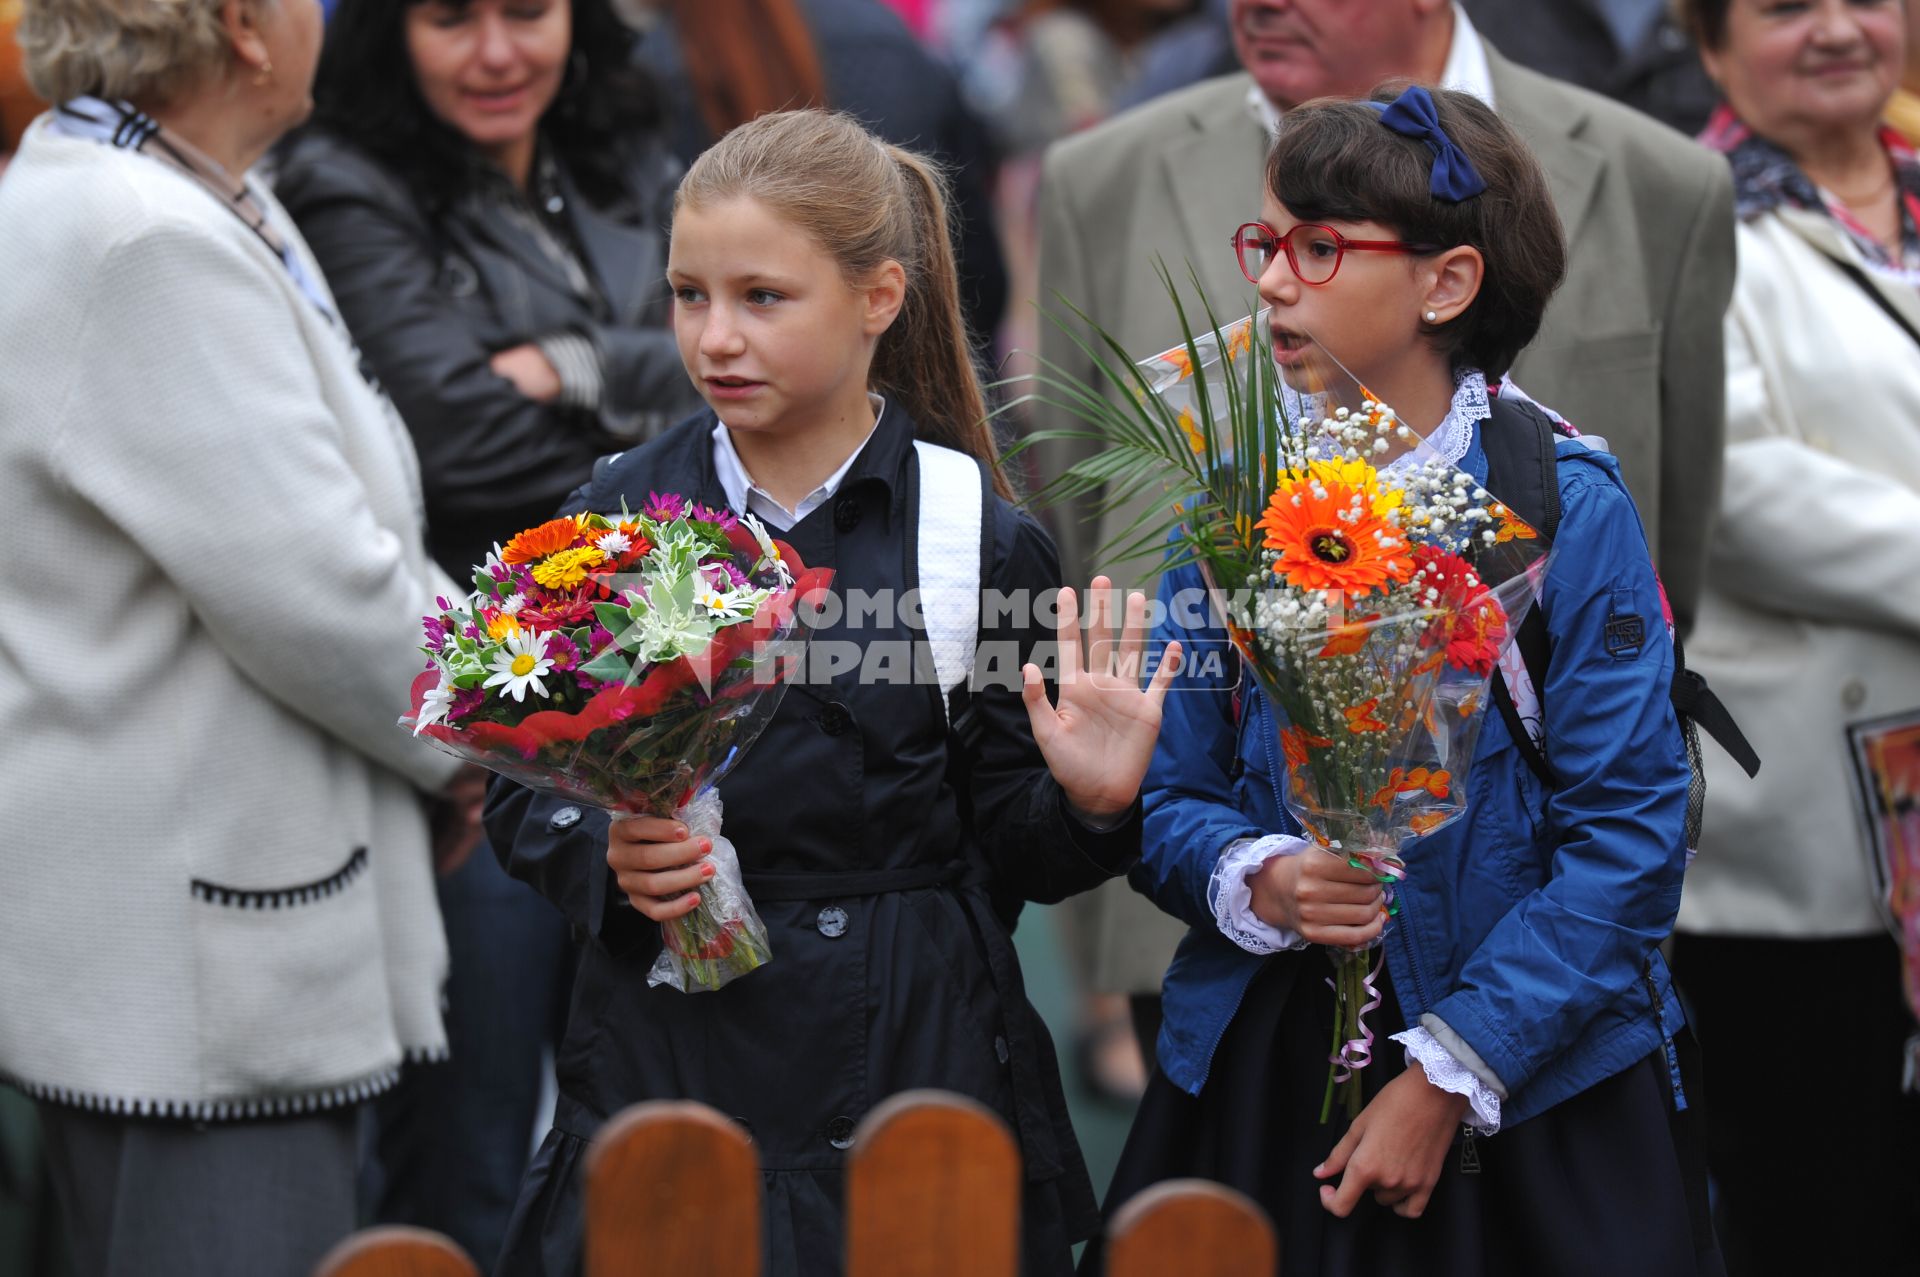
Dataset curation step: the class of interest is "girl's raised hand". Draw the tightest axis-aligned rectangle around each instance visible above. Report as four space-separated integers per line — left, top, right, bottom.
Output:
1021 577 1181 824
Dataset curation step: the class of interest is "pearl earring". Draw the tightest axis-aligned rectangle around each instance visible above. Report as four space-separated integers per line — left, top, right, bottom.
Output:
1423 309 1439 323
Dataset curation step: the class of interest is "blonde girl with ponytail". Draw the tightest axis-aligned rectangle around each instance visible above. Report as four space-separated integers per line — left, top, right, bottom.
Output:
487 109 1178 1277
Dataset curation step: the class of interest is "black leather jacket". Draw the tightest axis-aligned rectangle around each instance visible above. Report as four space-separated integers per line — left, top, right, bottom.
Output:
275 128 703 576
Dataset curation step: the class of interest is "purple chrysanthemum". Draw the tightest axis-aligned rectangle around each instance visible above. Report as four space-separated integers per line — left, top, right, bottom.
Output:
545 632 582 672
448 687 486 721
692 503 740 532
644 491 688 522
422 615 449 648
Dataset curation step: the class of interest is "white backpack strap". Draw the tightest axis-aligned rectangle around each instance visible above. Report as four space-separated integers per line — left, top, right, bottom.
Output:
913 440 984 724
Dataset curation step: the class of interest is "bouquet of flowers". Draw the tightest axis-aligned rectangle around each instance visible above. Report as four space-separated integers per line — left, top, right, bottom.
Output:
401 495 832 993
1013 274 1550 1116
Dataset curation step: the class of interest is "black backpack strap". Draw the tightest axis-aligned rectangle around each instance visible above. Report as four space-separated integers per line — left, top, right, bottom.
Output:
1669 632 1761 779
1480 395 1566 788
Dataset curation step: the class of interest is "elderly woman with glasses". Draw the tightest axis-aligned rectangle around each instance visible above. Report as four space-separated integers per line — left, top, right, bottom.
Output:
0 3 478 1273
1667 0 1920 1270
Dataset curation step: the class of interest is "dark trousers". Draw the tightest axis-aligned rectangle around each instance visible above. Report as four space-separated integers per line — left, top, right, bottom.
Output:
1673 933 1920 1275
361 839 574 1273
39 1103 357 1277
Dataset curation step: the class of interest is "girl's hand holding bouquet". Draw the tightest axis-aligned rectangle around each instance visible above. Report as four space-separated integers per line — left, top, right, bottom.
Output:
1250 848 1386 950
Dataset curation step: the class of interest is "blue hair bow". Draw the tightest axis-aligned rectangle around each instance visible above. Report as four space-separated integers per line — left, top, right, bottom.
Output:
1363 85 1488 202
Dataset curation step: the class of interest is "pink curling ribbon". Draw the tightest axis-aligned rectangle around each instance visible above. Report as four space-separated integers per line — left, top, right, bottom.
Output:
1326 950 1387 1083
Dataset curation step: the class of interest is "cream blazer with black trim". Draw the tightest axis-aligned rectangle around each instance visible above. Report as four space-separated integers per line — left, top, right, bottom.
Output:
1680 208 1920 937
0 119 460 1117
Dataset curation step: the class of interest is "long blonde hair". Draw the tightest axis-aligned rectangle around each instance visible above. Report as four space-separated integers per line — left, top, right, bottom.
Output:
676 110 1009 499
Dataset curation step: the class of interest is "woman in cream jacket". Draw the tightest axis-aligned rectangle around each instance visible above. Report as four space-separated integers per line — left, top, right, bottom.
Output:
0 2 472 1273
1673 0 1920 1269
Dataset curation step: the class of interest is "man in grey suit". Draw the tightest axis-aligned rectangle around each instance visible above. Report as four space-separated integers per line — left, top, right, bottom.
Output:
1036 0 1735 1039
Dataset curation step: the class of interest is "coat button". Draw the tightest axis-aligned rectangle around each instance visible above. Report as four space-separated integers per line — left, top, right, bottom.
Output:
826 1115 857 1150
548 806 583 831
732 1115 754 1144
1842 679 1867 710
816 906 849 938
994 1035 1010 1065
833 497 861 532
818 702 853 736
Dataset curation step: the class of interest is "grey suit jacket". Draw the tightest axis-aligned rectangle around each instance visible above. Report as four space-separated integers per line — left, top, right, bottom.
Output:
1034 50 1734 634
1033 53 1735 992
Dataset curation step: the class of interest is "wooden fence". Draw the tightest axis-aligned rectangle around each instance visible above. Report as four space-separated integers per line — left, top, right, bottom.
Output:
313 1089 1274 1277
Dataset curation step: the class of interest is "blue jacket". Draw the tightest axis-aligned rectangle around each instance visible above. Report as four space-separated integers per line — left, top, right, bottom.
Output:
1135 429 1692 1127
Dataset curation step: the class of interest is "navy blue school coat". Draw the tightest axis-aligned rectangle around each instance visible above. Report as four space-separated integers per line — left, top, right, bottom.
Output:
485 407 1139 1277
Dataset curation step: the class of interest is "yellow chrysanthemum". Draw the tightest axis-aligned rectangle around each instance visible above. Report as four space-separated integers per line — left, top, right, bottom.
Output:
529 546 606 590
1306 457 1403 518
486 612 522 640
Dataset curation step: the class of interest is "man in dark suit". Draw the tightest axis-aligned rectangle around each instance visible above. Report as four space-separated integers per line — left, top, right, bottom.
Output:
1035 0 1735 1046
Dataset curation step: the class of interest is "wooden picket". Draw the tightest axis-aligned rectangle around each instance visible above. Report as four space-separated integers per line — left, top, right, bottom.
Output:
582 1100 763 1277
844 1091 1021 1277
1105 1178 1276 1277
315 1093 1279 1277
312 1225 478 1277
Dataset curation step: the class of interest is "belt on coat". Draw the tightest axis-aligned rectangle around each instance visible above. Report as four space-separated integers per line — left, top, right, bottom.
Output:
741 861 1067 1181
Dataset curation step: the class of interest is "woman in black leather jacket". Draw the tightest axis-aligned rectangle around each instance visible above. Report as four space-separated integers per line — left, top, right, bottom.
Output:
273 3 699 1267
277 0 701 579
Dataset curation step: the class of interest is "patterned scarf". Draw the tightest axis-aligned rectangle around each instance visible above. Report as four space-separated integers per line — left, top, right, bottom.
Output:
1700 102 1920 281
51 96 338 321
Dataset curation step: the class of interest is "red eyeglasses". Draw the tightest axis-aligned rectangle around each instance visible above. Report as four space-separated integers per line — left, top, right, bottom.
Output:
1230 221 1438 286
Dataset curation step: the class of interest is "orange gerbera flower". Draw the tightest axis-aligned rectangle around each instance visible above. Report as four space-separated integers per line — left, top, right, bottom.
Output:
1257 474 1413 597
1344 699 1388 734
1280 725 1333 769
1318 613 1381 658
501 517 584 565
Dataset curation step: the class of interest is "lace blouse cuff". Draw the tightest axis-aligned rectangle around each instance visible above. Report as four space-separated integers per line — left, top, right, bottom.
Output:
1208 834 1313 955
1392 1025 1503 1135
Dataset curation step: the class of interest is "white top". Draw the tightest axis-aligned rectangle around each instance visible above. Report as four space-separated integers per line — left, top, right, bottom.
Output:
711 396 885 530
1245 2 1496 138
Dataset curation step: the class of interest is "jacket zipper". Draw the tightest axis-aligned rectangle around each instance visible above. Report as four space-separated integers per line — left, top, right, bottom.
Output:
1643 962 1688 1112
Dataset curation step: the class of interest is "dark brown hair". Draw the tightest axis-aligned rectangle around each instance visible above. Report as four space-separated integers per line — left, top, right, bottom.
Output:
670 0 827 142
1671 0 1732 51
1265 84 1567 380
677 111 1009 498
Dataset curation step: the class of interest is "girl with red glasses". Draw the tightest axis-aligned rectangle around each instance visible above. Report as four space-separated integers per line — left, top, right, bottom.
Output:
1087 84 1724 1277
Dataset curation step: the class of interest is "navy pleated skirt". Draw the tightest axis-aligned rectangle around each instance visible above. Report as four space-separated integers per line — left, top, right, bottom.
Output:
1083 952 1724 1277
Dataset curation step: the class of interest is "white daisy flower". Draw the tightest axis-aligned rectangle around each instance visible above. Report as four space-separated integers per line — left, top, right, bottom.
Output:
482 630 555 702
500 592 528 616
413 675 457 735
742 513 793 587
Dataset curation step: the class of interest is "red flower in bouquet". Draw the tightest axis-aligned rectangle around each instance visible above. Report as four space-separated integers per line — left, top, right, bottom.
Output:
1411 546 1510 677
